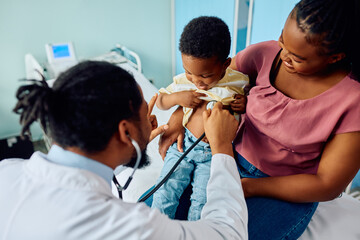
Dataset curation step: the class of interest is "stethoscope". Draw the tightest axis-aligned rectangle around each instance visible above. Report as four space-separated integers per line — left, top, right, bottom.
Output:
113 137 141 199
113 101 215 201
138 132 205 202
112 133 206 201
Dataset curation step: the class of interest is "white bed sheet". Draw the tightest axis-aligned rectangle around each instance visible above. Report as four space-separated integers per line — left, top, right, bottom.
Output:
115 63 360 239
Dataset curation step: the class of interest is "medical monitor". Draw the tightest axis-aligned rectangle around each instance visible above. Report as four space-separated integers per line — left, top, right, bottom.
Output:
45 42 76 64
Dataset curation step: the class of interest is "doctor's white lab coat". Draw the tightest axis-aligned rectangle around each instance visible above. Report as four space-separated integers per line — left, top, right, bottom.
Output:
0 152 248 240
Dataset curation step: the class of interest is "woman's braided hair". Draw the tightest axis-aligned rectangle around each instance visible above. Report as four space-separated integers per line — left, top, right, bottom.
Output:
293 0 360 80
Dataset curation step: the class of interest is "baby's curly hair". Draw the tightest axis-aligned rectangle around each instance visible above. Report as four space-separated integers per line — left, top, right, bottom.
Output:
179 16 231 63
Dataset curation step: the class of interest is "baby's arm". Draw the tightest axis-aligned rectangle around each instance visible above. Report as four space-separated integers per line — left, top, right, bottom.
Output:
156 91 206 110
230 94 247 114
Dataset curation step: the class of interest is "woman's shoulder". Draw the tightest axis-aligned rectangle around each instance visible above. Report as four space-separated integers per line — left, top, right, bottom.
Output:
330 75 360 134
249 40 279 49
339 76 360 109
240 40 280 56
235 41 280 79
236 40 280 65
327 74 360 115
341 74 360 93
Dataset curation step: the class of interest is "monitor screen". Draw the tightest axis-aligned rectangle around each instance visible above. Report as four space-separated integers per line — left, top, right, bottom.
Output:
52 44 71 58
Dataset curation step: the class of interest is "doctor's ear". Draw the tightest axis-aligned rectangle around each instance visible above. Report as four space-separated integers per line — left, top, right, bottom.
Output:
118 121 133 146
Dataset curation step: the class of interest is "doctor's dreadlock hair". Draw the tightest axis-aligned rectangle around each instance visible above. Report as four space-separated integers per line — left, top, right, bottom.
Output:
13 61 142 153
292 0 360 80
13 75 51 139
179 16 231 63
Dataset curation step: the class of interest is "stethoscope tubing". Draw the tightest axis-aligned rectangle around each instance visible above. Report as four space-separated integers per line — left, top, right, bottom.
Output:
138 132 206 202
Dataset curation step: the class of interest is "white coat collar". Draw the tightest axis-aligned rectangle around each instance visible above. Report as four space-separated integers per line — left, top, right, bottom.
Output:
24 152 114 197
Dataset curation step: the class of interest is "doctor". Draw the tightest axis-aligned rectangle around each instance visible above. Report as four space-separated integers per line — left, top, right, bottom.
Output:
0 61 248 239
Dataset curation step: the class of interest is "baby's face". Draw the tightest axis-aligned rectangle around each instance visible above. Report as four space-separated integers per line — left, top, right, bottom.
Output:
181 54 229 90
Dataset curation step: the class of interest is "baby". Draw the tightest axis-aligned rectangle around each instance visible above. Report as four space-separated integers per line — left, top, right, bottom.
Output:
151 16 249 220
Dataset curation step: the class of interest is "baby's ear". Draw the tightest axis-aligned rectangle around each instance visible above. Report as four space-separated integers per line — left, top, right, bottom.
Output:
329 52 346 64
223 58 231 68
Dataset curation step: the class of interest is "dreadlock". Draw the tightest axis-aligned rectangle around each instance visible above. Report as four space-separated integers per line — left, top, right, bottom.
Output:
13 76 51 138
293 0 360 80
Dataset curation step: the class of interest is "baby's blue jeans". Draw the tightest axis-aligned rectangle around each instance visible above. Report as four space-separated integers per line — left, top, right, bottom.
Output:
236 152 319 240
151 128 211 220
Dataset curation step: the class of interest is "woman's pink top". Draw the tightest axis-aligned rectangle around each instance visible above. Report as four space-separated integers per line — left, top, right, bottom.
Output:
233 41 360 176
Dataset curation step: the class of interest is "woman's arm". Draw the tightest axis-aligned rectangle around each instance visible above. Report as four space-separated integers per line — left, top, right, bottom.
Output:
242 131 360 202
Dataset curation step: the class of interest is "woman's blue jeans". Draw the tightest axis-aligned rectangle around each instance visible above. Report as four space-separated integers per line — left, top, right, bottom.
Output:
236 152 318 240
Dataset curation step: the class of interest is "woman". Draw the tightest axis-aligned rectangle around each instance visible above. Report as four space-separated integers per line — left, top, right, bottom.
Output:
159 0 360 239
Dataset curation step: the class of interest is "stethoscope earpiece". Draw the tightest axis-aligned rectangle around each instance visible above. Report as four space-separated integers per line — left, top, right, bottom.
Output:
113 136 142 199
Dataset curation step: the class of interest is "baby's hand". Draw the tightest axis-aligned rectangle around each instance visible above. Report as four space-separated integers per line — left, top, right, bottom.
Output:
177 90 206 108
230 94 247 113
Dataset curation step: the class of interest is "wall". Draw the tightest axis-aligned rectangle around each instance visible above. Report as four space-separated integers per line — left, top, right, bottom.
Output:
250 0 298 44
0 0 172 139
0 0 302 140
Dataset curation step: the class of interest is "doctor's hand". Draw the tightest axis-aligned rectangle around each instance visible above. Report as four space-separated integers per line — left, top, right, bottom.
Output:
159 106 185 160
148 94 168 142
203 102 239 157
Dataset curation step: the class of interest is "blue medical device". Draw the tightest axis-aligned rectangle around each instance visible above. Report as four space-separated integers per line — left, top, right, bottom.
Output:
45 42 77 78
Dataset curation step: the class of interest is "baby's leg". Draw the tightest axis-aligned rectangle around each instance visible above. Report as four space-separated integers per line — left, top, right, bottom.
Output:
152 142 194 219
187 150 212 221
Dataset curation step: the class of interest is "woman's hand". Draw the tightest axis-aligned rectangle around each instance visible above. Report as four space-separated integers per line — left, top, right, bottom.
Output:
158 106 185 160
203 102 239 156
147 94 168 142
230 94 247 114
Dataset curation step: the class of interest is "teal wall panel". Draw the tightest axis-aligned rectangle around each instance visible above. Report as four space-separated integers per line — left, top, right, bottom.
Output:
0 0 172 139
250 0 298 44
